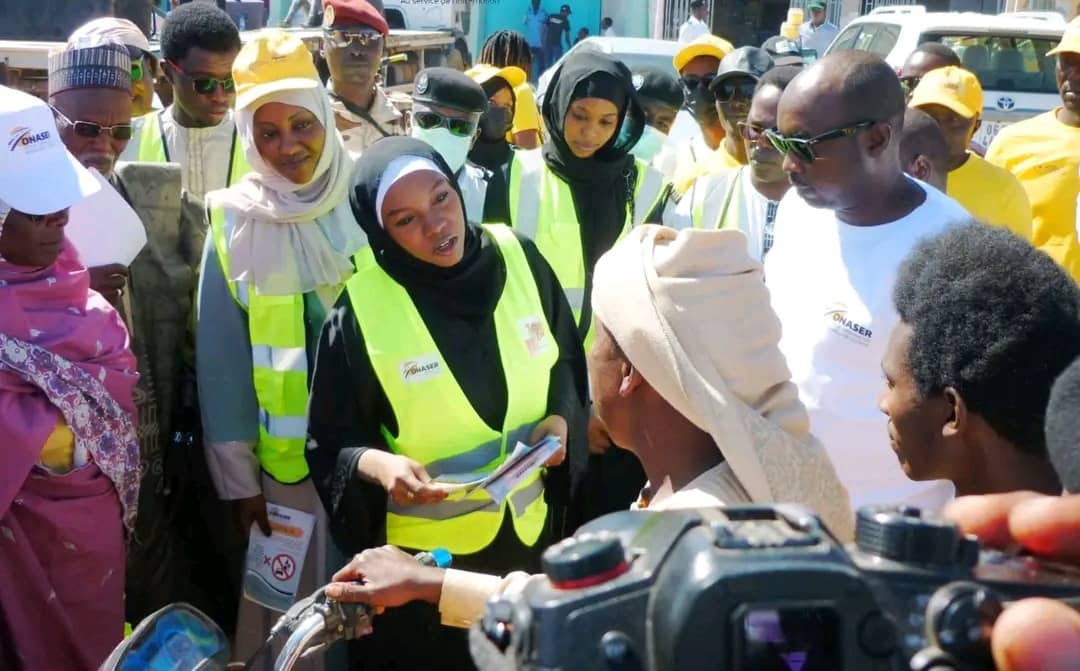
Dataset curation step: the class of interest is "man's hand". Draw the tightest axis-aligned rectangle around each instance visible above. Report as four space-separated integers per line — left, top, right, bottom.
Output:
587 413 613 455
88 264 128 306
530 414 567 467
357 451 448 506
324 545 444 608
234 493 271 537
945 493 1080 671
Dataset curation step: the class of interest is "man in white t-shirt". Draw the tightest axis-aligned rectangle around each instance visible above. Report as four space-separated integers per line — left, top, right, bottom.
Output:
678 0 710 44
763 51 971 512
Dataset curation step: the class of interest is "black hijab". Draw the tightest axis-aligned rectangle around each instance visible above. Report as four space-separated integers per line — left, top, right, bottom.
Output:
350 136 504 318
541 51 646 274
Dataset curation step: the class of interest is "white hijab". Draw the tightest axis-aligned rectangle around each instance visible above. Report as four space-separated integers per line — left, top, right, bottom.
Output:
207 88 365 296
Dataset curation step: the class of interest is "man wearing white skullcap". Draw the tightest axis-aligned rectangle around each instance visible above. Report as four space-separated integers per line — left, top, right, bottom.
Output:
311 225 854 628
68 17 162 115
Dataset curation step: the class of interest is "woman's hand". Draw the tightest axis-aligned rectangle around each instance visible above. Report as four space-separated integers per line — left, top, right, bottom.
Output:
944 492 1080 671
234 493 271 537
324 545 444 608
357 451 448 506
89 264 128 306
530 414 568 467
587 412 613 455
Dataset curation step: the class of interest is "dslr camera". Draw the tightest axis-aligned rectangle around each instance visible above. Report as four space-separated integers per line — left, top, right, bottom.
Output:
471 505 1080 671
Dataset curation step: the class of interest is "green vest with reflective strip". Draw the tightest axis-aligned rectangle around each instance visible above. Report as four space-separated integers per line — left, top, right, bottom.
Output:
346 224 554 555
507 149 668 351
208 206 310 484
691 167 743 231
136 111 250 186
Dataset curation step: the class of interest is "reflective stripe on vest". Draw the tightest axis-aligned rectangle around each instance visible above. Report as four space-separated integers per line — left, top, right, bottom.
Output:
208 206 310 483
346 223 556 555
508 149 667 350
691 167 743 231
137 111 251 186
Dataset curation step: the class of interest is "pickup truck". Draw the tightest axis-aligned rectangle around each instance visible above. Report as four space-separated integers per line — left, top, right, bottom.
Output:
0 25 454 101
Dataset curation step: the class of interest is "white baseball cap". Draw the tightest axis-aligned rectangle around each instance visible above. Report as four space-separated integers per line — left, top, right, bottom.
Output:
0 85 100 215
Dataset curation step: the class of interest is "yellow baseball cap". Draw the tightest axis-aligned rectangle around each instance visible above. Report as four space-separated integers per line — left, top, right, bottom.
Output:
465 63 527 91
673 34 735 73
909 65 983 119
233 30 320 110
1048 17 1080 56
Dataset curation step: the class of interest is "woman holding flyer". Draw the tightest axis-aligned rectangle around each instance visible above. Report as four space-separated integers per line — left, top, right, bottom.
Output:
305 136 587 669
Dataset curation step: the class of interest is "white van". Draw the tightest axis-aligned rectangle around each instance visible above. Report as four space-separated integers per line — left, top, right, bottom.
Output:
825 6 1065 146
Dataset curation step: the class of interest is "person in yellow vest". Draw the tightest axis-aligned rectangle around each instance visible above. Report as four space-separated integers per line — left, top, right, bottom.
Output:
120 2 248 200
986 17 1080 281
305 136 587 668
508 49 670 522
478 30 543 150
669 65 800 265
465 62 527 175
670 33 735 196
196 31 366 670
909 66 1033 240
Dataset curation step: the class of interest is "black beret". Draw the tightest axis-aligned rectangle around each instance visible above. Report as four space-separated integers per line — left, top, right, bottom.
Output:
630 65 682 109
413 67 489 114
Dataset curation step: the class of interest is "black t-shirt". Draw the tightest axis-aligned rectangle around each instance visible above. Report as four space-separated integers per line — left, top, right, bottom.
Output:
545 14 570 46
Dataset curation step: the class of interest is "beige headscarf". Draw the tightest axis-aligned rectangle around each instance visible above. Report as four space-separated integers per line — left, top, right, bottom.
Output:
592 225 854 541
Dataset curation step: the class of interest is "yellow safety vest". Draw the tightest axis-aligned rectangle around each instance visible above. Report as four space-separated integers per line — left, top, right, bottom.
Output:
346 224 555 555
208 207 310 483
507 149 668 350
136 111 250 186
690 167 743 231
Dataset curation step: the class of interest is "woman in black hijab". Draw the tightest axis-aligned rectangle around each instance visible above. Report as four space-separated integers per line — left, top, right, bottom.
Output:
306 137 586 670
508 50 671 524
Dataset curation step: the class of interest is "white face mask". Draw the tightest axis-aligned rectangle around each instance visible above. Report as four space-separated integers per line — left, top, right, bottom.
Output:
411 125 471 174
630 124 668 162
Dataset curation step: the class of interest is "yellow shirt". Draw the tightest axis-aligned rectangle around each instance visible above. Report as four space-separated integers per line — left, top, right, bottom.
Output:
509 82 542 143
672 135 742 197
986 109 1080 280
947 153 1033 240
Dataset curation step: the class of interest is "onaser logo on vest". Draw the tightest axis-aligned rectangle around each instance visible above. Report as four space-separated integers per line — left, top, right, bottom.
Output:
824 303 873 347
399 353 443 384
518 316 549 357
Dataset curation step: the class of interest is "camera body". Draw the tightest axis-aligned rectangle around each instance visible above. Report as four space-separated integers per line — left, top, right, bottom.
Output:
474 505 1080 671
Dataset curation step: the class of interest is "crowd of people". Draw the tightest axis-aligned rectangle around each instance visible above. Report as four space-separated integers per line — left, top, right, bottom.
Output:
3 1 1080 670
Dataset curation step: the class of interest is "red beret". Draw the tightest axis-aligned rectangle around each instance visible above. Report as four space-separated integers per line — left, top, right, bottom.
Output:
322 0 389 35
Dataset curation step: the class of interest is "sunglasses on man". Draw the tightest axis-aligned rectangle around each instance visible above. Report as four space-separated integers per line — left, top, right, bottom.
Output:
167 59 235 95
764 120 876 163
51 105 134 141
323 29 384 49
680 73 716 91
412 110 478 137
737 121 774 144
899 75 921 94
713 77 758 103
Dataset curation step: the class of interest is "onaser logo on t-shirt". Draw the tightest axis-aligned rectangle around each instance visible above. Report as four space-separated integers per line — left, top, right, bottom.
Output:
518 316 549 357
399 353 442 384
824 303 873 347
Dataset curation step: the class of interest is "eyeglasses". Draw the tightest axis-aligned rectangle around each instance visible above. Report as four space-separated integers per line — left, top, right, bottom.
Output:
899 75 921 94
412 110 478 137
51 106 134 141
715 78 758 102
737 121 773 144
167 60 235 95
765 120 876 163
323 29 384 49
681 73 716 90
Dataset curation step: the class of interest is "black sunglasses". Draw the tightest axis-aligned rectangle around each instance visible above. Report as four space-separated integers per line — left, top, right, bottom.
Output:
51 106 134 141
681 73 716 90
412 110 478 137
167 59 235 95
765 120 876 163
899 75 922 93
737 121 773 144
714 78 758 102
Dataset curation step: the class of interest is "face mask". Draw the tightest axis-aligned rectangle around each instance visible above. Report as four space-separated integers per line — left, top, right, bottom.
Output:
478 107 513 142
411 125 471 174
630 125 667 162
685 87 720 127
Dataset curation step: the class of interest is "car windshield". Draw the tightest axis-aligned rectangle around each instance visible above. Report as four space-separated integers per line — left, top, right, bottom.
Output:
920 33 1060 94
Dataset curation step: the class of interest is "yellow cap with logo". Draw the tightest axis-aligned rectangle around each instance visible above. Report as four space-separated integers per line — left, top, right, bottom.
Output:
909 65 983 119
466 63 527 91
233 29 320 110
673 34 735 73
1048 17 1080 56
